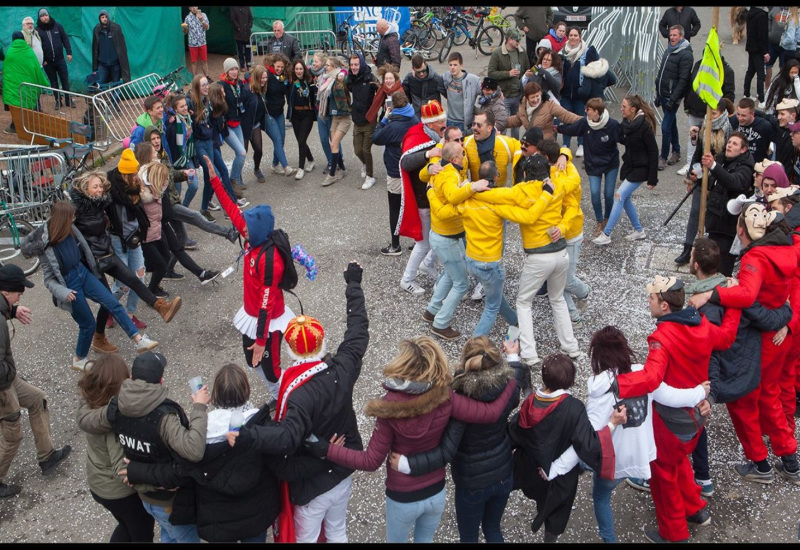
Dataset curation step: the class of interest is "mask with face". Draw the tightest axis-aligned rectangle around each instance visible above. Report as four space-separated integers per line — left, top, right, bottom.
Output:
742 202 773 240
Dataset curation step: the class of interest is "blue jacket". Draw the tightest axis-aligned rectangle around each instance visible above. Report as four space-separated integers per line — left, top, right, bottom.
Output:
561 45 599 101
557 115 620 176
577 57 617 101
372 106 418 178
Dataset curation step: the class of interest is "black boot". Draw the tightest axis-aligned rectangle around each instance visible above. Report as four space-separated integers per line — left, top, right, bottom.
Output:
674 244 692 265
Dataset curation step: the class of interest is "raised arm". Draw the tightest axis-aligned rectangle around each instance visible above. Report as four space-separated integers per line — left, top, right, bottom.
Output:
205 156 246 235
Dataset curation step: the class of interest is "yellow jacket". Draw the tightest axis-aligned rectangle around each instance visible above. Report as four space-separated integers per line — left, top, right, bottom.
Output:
420 143 469 183
463 133 522 187
470 177 566 251
426 163 475 236
552 147 584 240
456 187 556 262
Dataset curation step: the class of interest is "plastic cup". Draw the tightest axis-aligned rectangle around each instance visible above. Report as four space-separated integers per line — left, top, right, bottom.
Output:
513 63 521 71
229 410 245 432
188 376 203 394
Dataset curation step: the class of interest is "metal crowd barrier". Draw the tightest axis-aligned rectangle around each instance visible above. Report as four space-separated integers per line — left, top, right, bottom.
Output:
17 84 112 151
90 73 162 143
0 145 68 223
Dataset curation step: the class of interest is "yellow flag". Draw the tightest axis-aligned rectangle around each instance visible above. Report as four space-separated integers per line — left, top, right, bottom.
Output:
692 27 723 109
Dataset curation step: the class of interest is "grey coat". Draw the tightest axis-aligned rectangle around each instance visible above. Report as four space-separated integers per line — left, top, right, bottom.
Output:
21 223 99 313
442 70 481 129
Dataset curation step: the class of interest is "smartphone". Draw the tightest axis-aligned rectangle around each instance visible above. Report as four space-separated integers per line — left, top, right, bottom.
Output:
385 98 392 111
506 325 520 343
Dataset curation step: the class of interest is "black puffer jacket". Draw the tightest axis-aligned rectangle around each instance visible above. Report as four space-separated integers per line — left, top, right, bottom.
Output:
346 53 379 126
746 7 769 55
704 150 755 237
36 15 71 63
69 187 113 259
684 58 736 118
658 7 701 40
655 39 693 105
405 362 529 490
402 66 446 118
236 278 369 506
105 168 150 241
372 109 419 178
125 406 330 543
619 113 659 187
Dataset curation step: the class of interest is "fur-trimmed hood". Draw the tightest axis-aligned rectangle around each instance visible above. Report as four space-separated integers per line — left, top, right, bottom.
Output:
581 57 610 79
364 384 450 420
451 365 514 400
69 186 112 214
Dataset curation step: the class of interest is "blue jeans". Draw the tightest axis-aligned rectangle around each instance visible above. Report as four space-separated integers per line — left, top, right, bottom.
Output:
503 95 522 139
592 474 625 543
317 114 333 165
110 235 146 315
588 167 619 222
141 500 200 543
427 232 469 330
65 262 138 358
96 63 122 108
564 236 589 319
264 112 289 168
222 124 247 185
604 179 643 236
198 140 236 212
446 120 465 133
177 159 198 207
659 98 680 159
385 487 446 543
560 97 586 148
454 476 513 543
465 257 518 337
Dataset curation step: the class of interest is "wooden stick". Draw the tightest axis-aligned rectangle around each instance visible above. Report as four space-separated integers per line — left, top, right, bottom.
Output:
697 7 720 239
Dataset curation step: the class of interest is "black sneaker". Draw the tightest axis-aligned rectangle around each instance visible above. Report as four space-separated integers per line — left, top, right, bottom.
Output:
153 286 170 298
39 445 71 476
163 269 185 280
686 507 711 526
0 482 21 498
199 270 220 285
184 239 198 251
381 244 402 256
201 210 216 222
644 526 687 543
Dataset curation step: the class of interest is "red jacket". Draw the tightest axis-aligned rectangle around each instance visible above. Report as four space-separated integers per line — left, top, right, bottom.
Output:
715 239 795 312
210 175 285 346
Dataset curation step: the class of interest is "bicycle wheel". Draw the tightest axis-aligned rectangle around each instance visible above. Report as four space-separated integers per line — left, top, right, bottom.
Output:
0 218 40 275
453 24 469 46
438 33 454 63
419 26 438 50
477 25 504 56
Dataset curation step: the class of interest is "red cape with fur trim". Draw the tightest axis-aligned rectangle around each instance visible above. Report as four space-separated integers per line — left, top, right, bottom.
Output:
397 123 438 241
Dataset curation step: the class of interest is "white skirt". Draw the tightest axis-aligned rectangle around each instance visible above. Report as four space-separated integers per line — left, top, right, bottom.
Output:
233 304 296 340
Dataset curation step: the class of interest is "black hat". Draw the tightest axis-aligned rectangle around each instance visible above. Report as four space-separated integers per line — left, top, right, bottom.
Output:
131 352 167 384
526 154 551 181
0 264 34 293
522 127 543 147
481 77 498 90
11 31 24 41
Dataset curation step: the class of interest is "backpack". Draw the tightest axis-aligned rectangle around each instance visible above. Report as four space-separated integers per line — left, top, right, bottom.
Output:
259 228 298 292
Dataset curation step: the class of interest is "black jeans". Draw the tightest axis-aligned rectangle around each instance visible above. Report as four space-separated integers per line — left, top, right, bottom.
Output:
43 57 70 101
691 426 710 481
95 253 160 333
141 239 173 292
235 40 252 69
90 490 155 543
744 52 767 102
388 191 401 248
162 219 204 278
291 109 315 168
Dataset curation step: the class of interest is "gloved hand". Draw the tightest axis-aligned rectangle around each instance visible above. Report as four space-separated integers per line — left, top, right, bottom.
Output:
664 99 676 111
542 179 554 195
303 434 330 459
653 95 661 108
344 261 363 284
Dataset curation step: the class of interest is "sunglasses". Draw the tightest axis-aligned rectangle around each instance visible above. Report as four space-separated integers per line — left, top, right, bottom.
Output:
472 122 485 128
452 137 464 142
414 68 428 75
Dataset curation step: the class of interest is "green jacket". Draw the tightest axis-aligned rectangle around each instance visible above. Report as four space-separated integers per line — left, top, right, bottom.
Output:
2 39 49 109
487 42 530 100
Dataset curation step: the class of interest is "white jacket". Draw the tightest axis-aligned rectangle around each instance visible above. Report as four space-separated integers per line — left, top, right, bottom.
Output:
548 363 706 480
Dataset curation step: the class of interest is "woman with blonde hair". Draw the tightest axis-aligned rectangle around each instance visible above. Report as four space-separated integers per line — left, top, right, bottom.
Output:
307 335 518 543
317 56 350 186
21 201 158 371
77 354 154 542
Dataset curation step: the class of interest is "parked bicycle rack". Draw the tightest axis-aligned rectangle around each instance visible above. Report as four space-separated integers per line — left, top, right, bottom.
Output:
0 145 67 224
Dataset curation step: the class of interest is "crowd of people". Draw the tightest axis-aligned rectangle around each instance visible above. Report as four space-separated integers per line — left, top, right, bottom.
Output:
3 5 800 545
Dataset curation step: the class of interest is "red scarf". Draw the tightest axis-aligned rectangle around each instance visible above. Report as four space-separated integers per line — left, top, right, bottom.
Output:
272 359 328 543
397 123 437 241
366 80 403 124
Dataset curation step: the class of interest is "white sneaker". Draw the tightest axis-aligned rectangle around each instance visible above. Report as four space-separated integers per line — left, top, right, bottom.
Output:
560 348 587 361
521 356 543 368
322 174 338 187
284 166 297 177
471 282 485 301
207 201 221 211
417 263 438 279
625 229 647 241
72 357 91 372
676 163 690 176
757 101 766 110
400 280 425 295
270 165 283 175
237 198 250 207
295 168 305 180
361 163 367 179
305 160 315 172
361 176 376 190
575 145 584 158
593 233 611 246
135 334 159 353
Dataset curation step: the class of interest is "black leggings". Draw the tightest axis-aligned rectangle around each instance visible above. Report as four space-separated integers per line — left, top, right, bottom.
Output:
292 110 315 168
250 125 264 172
242 331 283 384
388 191 401 248
90 490 155 543
141 238 173 292
162 219 204 278
95 254 159 334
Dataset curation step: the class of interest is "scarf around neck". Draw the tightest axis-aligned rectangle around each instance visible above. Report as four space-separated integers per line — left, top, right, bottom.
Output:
476 128 497 163
384 377 434 395
587 108 610 130
562 40 587 64
685 272 727 296
477 89 500 106
316 68 342 118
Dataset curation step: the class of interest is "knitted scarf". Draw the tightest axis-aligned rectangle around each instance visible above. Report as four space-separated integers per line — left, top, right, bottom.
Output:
477 89 500 106
587 108 610 130
367 79 404 124
476 128 497 163
171 111 195 169
316 67 342 118
562 39 587 64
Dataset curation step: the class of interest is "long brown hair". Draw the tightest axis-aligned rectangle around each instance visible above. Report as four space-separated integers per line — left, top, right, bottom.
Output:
589 326 636 376
190 74 209 125
250 65 268 96
211 363 251 409
208 82 229 118
78 354 130 409
536 47 562 74
289 59 313 86
623 94 657 133
47 200 76 245
383 336 452 387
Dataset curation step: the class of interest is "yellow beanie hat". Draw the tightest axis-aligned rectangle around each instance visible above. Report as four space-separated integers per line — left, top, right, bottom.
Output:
118 148 139 175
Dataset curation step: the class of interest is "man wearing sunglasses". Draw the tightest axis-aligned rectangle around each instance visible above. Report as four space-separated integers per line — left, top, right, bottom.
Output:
402 54 446 119
463 111 522 189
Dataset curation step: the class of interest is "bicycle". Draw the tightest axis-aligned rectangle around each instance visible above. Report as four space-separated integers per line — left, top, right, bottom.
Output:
439 8 504 60
336 13 380 59
0 203 40 275
152 66 193 99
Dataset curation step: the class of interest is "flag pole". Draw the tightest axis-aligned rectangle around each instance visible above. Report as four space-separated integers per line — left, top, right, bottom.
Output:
697 7 720 238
